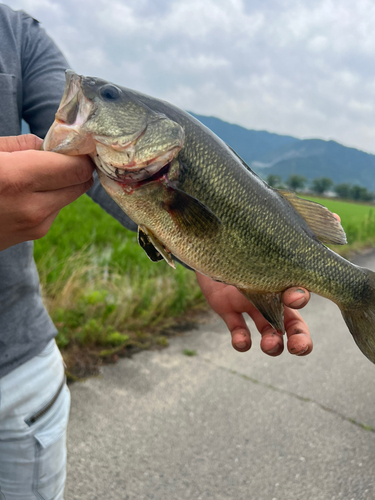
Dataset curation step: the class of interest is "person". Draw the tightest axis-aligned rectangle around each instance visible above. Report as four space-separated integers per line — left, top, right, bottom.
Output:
0 4 312 498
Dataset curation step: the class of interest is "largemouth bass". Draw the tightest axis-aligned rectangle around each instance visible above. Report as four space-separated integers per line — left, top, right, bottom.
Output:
44 70 375 364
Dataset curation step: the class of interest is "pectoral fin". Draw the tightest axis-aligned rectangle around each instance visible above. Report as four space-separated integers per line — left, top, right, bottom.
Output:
138 225 176 269
239 289 285 333
278 190 347 245
162 186 221 238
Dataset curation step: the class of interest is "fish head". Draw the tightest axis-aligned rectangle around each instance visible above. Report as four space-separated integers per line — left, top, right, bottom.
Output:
44 70 185 186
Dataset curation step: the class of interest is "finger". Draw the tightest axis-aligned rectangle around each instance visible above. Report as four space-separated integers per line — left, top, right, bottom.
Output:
247 307 284 356
0 134 43 152
333 213 341 223
37 176 94 213
14 150 95 191
284 307 313 356
28 209 61 241
282 288 310 309
221 312 252 352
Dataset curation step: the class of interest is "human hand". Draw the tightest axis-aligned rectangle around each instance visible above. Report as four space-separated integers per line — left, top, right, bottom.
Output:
196 272 312 357
0 134 94 251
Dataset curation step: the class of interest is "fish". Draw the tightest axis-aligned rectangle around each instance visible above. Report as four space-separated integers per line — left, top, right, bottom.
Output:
44 70 375 364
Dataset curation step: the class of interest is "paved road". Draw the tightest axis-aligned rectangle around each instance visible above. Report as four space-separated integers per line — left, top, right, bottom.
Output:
65 251 375 500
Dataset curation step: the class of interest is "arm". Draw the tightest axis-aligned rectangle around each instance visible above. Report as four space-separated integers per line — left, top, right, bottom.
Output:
86 173 138 231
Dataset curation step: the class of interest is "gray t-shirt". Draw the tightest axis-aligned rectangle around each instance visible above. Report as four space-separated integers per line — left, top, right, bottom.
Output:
0 5 136 378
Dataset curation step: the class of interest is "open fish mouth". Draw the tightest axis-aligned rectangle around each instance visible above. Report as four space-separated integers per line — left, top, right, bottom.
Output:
94 145 181 186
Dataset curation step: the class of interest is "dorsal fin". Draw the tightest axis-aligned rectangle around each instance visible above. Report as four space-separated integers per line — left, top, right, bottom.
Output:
277 190 347 245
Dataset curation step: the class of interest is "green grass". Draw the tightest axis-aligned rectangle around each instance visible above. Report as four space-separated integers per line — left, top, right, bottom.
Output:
183 349 197 357
34 195 164 283
34 195 205 371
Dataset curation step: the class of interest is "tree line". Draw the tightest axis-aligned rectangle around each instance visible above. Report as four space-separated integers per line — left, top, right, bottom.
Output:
265 174 374 202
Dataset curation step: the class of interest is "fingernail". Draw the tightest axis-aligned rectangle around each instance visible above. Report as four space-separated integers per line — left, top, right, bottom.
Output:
265 345 281 355
235 341 247 349
295 289 305 294
290 297 306 308
296 346 309 356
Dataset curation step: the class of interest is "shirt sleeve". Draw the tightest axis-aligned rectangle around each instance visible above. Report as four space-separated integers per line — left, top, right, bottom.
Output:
19 13 137 232
20 13 69 139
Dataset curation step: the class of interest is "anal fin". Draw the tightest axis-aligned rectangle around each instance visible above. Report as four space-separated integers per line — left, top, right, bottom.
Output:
239 289 285 333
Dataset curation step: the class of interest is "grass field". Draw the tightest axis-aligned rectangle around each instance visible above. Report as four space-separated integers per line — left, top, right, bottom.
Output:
34 195 205 377
34 192 375 376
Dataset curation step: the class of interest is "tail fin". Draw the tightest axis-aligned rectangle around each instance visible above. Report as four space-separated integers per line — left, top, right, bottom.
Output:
341 269 375 364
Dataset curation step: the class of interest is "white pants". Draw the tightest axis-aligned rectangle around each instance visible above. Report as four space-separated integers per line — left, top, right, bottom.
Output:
0 339 70 499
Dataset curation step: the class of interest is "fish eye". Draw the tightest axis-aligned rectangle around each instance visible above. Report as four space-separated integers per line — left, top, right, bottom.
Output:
100 85 121 101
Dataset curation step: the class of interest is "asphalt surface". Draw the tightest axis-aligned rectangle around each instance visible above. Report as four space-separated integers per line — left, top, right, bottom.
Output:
65 251 375 500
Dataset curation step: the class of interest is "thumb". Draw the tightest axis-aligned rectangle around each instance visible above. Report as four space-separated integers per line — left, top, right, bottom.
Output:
0 134 43 152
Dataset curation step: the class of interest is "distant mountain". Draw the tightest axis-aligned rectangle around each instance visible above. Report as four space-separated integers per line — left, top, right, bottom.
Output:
189 113 375 191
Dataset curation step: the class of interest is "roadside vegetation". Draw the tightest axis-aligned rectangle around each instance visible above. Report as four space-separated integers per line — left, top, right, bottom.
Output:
34 195 206 378
34 191 375 377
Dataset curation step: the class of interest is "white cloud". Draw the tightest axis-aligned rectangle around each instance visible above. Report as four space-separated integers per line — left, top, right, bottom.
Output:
6 0 375 153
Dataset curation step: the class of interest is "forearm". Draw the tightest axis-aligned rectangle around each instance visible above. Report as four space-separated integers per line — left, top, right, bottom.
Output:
86 172 137 231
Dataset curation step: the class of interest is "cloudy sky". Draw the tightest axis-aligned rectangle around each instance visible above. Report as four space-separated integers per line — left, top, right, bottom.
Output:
6 0 375 153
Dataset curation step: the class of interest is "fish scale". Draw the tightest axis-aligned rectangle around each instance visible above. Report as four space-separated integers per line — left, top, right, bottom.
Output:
170 115 357 298
43 70 375 364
